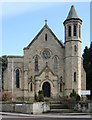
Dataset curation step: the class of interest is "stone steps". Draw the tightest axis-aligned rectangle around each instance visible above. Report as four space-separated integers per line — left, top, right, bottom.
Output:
50 102 69 108
50 101 71 113
50 108 72 113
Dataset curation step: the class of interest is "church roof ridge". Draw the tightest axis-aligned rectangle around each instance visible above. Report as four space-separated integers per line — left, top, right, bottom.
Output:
7 56 23 58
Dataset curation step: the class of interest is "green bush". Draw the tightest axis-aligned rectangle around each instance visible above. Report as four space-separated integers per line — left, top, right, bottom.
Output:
35 94 39 102
76 94 80 101
70 89 76 98
38 90 44 102
70 89 80 102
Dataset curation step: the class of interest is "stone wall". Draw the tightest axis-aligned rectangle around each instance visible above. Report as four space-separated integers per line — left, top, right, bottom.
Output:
1 102 50 114
74 101 92 113
3 56 24 98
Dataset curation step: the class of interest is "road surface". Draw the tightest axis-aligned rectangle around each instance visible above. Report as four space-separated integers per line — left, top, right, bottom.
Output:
1 113 92 120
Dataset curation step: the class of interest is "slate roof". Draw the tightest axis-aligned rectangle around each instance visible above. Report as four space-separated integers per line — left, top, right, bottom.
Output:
24 23 64 49
63 5 82 24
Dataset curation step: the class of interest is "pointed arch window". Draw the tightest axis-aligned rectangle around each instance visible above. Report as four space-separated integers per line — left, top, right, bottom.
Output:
45 33 47 41
16 69 20 88
35 56 38 71
30 76 33 91
74 72 76 82
60 76 62 92
60 83 62 92
30 83 32 91
54 56 58 71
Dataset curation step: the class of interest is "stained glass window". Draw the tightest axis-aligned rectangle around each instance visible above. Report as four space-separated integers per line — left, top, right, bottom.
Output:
42 50 50 59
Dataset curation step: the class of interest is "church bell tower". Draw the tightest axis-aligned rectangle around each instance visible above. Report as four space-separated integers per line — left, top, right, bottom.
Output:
63 5 82 96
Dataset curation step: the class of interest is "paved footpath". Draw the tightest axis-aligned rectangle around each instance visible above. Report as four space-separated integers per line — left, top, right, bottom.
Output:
1 117 92 120
0 112 92 120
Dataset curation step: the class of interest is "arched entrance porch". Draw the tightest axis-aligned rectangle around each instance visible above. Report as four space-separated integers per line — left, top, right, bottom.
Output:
42 82 51 97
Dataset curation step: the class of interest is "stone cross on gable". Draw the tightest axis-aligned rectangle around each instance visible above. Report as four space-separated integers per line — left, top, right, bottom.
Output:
45 20 47 25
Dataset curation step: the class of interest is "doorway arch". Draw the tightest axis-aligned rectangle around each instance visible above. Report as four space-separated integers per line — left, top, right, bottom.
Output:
42 82 50 97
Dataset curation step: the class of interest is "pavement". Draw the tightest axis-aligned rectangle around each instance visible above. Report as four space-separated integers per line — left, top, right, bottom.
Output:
0 112 92 119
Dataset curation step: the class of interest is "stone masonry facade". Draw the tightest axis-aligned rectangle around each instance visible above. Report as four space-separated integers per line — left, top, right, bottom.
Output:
3 5 86 101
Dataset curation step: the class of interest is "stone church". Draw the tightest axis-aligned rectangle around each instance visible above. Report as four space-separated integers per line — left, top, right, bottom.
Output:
3 5 86 101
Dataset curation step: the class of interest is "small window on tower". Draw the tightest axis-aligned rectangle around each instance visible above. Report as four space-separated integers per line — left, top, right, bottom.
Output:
74 72 76 82
68 26 71 37
74 45 77 52
45 34 47 41
65 26 66 40
79 25 81 38
73 25 77 36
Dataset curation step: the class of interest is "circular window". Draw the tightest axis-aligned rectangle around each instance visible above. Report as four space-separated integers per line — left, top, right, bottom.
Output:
42 50 51 59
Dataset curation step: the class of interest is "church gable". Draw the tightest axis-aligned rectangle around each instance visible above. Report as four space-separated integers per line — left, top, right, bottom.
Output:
23 22 65 78
24 23 64 50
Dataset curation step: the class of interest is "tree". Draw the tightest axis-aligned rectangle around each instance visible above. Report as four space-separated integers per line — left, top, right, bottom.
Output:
82 43 92 99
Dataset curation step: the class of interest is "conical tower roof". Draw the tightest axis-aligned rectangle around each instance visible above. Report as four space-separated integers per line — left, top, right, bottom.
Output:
63 5 82 24
67 5 78 19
